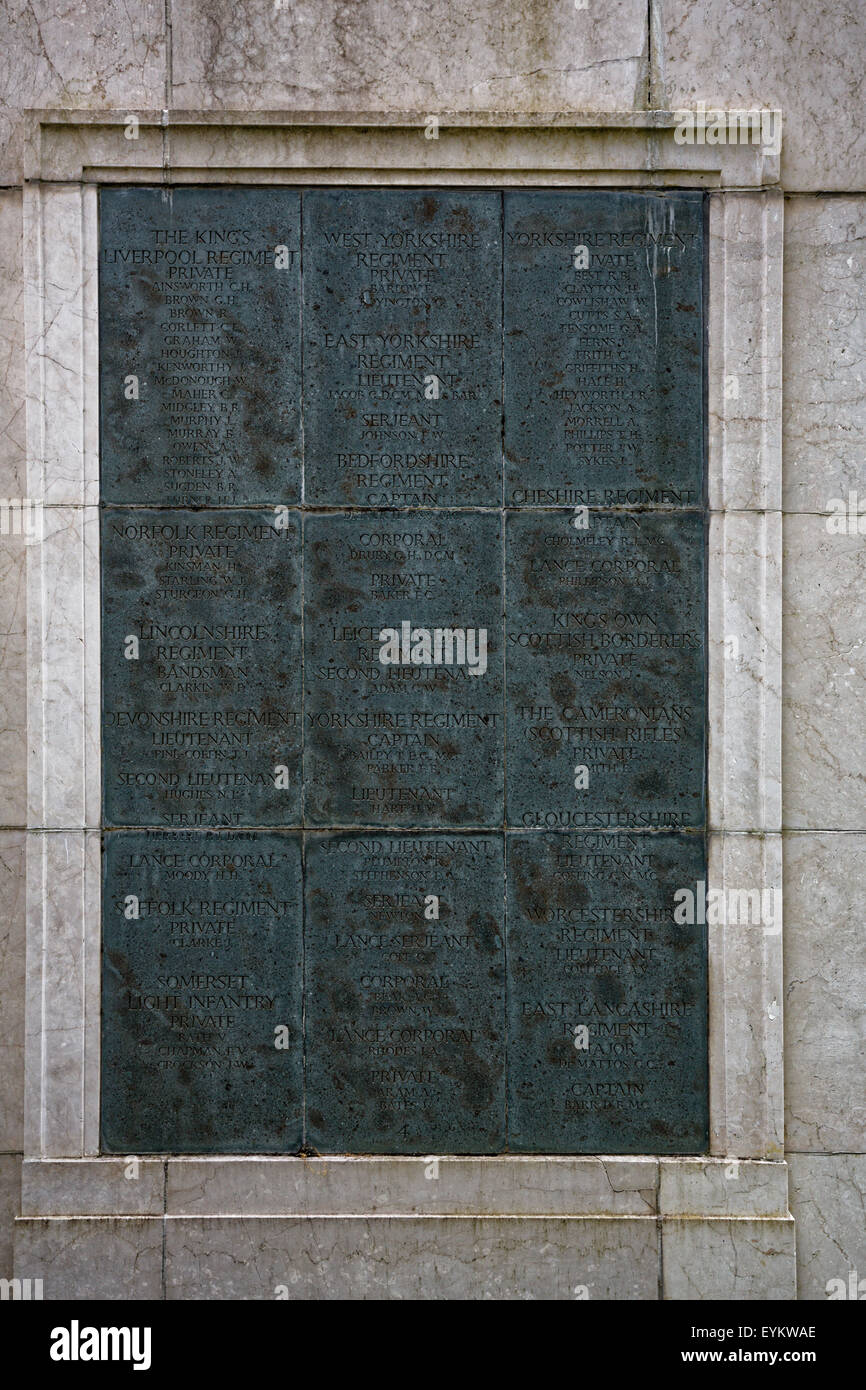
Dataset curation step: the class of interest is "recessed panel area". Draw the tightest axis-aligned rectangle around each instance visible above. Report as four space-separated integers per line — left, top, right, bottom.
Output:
100 188 707 1155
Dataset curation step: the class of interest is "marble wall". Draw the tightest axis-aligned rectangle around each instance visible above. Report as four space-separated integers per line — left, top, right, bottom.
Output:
1 0 864 1300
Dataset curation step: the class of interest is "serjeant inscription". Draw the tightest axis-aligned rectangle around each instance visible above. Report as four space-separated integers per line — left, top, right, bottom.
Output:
303 190 502 507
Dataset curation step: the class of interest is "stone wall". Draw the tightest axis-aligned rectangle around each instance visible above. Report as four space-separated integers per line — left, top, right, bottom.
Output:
1 0 864 1300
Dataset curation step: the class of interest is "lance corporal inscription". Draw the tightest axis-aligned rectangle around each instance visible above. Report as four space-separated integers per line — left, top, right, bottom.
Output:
101 830 303 1153
305 833 505 1152
98 187 709 1157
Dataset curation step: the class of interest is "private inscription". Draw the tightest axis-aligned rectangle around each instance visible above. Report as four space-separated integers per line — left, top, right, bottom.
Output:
101 830 303 1153
504 191 704 507
304 511 504 826
100 187 301 505
305 833 505 1152
303 190 502 507
505 509 706 830
99 187 709 1157
102 509 302 827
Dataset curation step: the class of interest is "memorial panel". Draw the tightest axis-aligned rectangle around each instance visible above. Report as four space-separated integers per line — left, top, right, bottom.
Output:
304 510 504 827
303 189 502 507
101 830 303 1153
504 191 704 507
98 187 710 1158
506 830 708 1153
102 508 302 827
505 509 706 830
100 187 302 505
305 832 506 1153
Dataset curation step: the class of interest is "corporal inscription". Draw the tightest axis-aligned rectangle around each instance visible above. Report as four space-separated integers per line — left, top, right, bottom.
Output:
504 191 704 507
507 831 708 1152
101 831 303 1153
102 509 302 827
304 511 504 826
305 833 505 1152
100 187 301 505
506 510 706 829
303 190 502 506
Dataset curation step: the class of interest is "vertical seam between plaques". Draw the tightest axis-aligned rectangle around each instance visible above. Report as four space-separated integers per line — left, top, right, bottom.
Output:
656 1159 663 1299
161 1160 167 1299
500 191 508 1152
299 191 307 1152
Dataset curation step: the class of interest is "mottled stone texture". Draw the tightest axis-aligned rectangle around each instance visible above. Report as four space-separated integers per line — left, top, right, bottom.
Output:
164 1214 659 1299
97 190 709 1159
0 192 26 828
0 0 166 183
662 1217 797 1300
0 195 26 1273
14 1217 163 1299
101 509 302 827
0 1154 20 1277
0 191 24 501
0 0 864 1305
0 832 26 1151
304 509 504 828
653 0 866 191
506 510 706 831
170 0 649 113
784 833 866 1153
788 1155 866 1300
783 519 866 830
305 834 506 1153
507 832 708 1154
783 197 866 513
504 190 704 506
303 189 502 508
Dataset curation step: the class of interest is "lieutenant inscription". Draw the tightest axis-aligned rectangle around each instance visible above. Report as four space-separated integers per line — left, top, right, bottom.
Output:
304 190 502 506
506 510 706 830
102 509 302 827
304 511 503 827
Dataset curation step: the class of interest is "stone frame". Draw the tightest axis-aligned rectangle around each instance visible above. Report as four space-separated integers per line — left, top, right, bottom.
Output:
18 111 789 1294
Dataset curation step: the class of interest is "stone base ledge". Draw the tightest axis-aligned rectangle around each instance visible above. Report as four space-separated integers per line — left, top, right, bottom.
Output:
13 1211 796 1300
20 1156 789 1219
